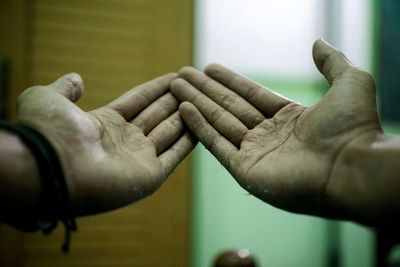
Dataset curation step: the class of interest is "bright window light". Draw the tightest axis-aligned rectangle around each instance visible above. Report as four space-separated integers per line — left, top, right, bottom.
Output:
196 0 325 78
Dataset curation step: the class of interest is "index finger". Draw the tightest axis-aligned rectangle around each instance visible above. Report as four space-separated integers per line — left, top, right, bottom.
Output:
204 64 292 117
178 66 265 129
106 73 177 121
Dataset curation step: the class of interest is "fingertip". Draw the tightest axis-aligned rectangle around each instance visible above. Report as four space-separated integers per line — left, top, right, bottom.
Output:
66 72 85 93
313 38 330 50
204 63 222 75
152 73 177 88
204 63 233 82
178 65 192 73
312 39 332 71
179 102 198 119
158 72 177 85
54 72 84 102
170 77 188 93
171 77 186 86
312 38 352 84
179 101 194 112
178 66 197 78
165 72 178 80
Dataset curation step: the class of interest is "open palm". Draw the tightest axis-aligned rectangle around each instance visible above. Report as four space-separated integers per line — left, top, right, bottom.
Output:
17 73 195 216
171 39 381 217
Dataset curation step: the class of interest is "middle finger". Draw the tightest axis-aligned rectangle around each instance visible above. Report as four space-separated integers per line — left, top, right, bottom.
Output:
171 78 248 148
178 66 266 129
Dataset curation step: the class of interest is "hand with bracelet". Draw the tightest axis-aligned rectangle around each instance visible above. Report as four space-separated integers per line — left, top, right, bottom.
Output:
171 39 400 228
0 73 195 248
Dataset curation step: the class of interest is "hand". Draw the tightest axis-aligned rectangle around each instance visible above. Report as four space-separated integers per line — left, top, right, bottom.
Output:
170 39 381 220
17 73 196 216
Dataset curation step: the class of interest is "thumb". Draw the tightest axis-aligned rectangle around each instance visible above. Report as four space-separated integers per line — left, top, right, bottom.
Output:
48 73 84 102
312 39 353 85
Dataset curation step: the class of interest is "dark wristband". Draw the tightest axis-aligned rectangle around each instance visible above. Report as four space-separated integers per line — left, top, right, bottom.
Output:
0 121 76 252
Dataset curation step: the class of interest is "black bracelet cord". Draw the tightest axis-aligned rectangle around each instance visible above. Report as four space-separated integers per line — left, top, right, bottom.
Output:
0 122 76 252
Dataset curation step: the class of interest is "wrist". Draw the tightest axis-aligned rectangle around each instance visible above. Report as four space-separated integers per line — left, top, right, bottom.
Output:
326 130 400 227
0 130 40 213
1 123 77 250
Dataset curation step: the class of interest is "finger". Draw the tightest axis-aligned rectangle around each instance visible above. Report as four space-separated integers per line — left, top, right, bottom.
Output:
312 39 352 85
131 92 178 135
106 73 177 121
179 102 238 169
178 66 265 129
171 78 248 147
159 131 197 177
48 73 84 103
147 111 184 155
313 39 376 110
204 64 291 117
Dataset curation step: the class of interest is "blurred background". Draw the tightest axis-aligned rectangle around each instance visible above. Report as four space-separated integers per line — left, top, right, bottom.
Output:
1 0 399 266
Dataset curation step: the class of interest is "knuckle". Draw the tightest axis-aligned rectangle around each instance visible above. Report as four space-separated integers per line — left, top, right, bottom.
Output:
160 93 178 107
190 90 203 104
137 90 152 105
248 113 265 128
133 117 145 129
219 94 238 110
259 119 275 131
192 119 206 134
246 84 263 101
209 108 224 124
168 114 183 128
206 135 219 152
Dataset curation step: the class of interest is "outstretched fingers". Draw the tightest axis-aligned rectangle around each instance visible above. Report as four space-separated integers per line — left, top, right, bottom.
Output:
131 93 178 135
178 102 239 170
178 66 266 129
159 131 197 177
171 78 248 147
106 73 177 121
204 64 292 117
147 111 184 155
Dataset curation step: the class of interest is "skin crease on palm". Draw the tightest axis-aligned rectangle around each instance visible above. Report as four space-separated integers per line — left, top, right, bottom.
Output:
9 39 399 228
16 73 196 216
170 39 382 222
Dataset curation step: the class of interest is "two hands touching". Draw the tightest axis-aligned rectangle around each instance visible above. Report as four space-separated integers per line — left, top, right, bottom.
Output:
4 39 400 228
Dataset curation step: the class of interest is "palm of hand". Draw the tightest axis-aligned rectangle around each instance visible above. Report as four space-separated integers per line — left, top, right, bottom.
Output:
17 73 194 215
172 40 381 215
244 73 379 214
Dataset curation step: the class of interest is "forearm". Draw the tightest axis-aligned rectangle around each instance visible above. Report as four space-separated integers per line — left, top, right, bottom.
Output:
0 130 40 215
327 131 400 227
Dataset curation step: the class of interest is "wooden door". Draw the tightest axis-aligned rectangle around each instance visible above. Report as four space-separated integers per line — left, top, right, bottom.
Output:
0 1 193 266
